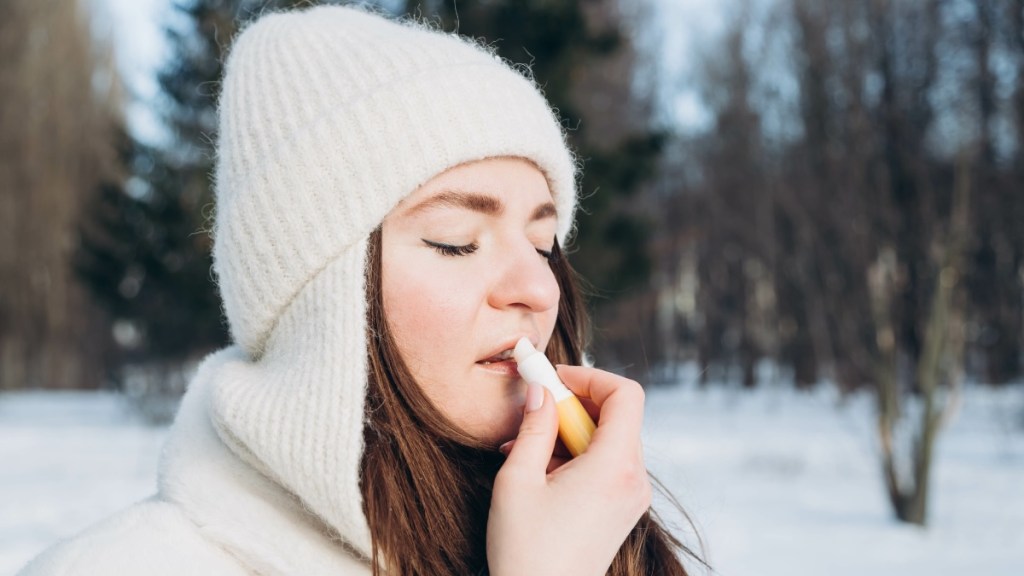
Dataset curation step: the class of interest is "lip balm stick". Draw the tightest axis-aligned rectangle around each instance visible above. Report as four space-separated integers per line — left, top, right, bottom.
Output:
513 337 596 457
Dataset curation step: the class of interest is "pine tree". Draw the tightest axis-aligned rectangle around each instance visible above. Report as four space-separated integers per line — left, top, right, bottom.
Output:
78 1 234 373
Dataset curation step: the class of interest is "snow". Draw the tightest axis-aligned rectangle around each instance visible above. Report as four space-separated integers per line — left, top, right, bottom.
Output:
0 392 167 574
644 378 1024 575
2 380 1023 575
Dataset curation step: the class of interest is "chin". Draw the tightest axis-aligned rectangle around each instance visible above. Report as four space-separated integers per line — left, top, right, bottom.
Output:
468 413 523 447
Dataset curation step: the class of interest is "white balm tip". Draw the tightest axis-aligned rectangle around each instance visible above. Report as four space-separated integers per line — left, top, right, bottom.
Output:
514 337 536 363
513 336 576 408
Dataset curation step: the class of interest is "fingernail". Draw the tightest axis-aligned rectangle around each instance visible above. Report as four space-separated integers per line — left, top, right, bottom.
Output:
526 384 544 412
499 440 513 455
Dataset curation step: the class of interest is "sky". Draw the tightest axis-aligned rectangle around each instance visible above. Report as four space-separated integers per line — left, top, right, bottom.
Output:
92 0 171 143
92 0 726 140
652 0 729 131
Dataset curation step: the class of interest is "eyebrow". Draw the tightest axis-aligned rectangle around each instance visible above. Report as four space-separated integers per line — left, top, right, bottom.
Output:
406 190 557 222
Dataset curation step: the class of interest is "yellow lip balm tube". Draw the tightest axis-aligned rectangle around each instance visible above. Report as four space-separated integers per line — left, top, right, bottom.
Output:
513 337 596 457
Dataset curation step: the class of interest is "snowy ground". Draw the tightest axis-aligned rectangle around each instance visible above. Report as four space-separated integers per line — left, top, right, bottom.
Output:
2 379 1022 575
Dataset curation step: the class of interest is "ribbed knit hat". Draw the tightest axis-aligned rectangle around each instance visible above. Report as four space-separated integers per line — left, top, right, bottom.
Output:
207 4 578 561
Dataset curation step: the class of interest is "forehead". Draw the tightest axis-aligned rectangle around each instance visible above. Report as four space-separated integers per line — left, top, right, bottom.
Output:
394 157 555 218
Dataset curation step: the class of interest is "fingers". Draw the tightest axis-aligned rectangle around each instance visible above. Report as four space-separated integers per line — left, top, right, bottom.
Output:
500 438 573 473
501 385 560 480
555 365 646 455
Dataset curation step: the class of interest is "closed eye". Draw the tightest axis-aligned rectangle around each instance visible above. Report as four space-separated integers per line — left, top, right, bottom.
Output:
423 239 478 257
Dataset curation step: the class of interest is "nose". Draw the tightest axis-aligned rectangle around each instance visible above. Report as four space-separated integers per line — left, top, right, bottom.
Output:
487 239 560 313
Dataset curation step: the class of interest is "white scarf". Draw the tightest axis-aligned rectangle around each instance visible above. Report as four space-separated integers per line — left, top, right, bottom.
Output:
159 338 372 574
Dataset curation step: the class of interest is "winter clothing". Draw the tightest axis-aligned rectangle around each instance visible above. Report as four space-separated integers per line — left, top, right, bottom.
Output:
19 349 371 576
20 4 576 575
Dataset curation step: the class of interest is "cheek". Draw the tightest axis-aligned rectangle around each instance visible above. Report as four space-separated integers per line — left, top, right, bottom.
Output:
381 258 476 374
540 306 559 346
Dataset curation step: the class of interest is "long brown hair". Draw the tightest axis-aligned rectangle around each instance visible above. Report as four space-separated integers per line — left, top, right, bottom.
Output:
361 228 706 574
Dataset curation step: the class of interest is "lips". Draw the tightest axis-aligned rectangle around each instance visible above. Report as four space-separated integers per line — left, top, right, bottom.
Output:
476 336 538 366
478 348 514 365
476 338 536 377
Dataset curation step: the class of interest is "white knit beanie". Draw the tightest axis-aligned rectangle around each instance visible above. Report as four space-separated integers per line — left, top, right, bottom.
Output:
208 4 578 561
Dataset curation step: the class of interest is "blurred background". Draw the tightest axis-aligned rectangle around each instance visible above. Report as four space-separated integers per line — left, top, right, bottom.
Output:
1 0 1022 574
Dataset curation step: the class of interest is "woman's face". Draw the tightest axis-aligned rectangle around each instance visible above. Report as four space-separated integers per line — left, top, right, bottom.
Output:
381 157 561 445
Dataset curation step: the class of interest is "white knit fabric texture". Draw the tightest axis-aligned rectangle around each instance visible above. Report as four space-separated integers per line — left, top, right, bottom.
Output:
208 5 579 562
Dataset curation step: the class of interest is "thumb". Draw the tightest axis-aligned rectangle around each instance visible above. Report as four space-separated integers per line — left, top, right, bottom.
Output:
503 384 559 474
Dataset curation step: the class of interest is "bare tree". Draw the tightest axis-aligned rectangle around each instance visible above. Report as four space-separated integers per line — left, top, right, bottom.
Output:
0 0 120 389
964 0 1024 385
679 0 1004 525
692 19 773 388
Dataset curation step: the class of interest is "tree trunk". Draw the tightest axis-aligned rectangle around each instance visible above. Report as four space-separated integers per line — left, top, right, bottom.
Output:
874 151 970 525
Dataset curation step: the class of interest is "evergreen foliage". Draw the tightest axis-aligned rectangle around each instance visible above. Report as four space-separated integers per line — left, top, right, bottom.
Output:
77 1 237 369
76 131 225 364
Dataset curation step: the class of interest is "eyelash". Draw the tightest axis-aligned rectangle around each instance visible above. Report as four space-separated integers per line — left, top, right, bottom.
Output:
423 239 478 257
423 239 555 262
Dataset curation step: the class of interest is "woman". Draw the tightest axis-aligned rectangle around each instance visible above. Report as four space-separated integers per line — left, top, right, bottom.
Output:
21 5 702 575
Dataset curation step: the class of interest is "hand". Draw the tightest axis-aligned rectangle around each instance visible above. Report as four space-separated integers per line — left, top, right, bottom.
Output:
487 365 652 576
